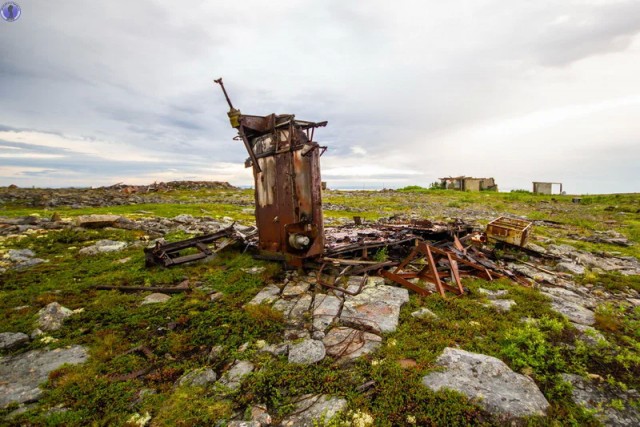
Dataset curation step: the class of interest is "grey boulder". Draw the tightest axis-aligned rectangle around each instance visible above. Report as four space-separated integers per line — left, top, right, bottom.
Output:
0 345 88 407
280 394 347 427
0 332 29 351
422 347 549 419
37 302 73 332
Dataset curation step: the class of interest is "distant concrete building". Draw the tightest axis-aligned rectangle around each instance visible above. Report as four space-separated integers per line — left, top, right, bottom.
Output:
439 176 498 192
532 182 563 195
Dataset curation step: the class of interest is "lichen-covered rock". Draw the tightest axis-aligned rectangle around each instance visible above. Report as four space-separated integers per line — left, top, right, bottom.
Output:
281 281 311 298
422 347 549 419
75 214 124 228
542 287 595 325
281 394 347 427
141 293 171 305
562 373 640 426
323 327 382 361
227 422 260 427
219 360 254 391
572 323 607 346
5 249 45 270
288 339 325 365
340 280 408 333
485 299 517 312
37 302 73 332
555 261 585 275
0 345 88 407
0 332 29 351
411 308 438 319
79 239 127 255
247 284 281 306
312 294 342 332
478 288 508 299
175 368 217 387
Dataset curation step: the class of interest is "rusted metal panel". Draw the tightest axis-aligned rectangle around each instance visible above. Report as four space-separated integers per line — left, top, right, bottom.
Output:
486 216 533 247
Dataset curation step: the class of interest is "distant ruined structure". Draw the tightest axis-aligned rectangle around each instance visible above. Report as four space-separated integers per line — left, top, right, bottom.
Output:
439 176 498 192
532 181 563 195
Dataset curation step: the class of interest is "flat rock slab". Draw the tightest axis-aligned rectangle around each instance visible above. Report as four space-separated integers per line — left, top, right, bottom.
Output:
0 345 88 407
572 323 607 346
5 249 45 270
542 286 596 309
141 293 171 305
247 284 281 306
0 332 29 351
282 281 311 298
281 394 347 427
275 294 312 326
485 299 517 312
79 240 127 255
555 262 585 275
542 288 595 325
176 368 217 387
562 373 640 427
422 347 549 419
340 282 409 334
323 327 382 361
76 214 124 228
220 360 254 391
507 263 558 285
312 294 342 332
288 339 326 365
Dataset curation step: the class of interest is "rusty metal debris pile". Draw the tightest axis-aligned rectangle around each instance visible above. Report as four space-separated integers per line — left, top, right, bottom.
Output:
143 212 538 299
313 217 534 298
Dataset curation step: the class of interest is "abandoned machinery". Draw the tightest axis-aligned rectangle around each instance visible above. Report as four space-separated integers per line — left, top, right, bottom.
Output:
144 79 536 299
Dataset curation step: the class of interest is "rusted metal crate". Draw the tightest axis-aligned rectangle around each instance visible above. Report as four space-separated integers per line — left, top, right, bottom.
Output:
486 216 533 247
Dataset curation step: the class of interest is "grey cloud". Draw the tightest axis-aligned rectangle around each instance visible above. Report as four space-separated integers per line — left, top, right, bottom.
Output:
0 1 639 193
528 1 640 66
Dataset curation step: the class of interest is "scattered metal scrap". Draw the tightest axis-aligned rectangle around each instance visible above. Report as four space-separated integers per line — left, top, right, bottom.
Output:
144 225 248 267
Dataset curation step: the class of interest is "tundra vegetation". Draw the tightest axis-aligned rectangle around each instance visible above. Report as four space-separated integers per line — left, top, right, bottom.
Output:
1 185 639 426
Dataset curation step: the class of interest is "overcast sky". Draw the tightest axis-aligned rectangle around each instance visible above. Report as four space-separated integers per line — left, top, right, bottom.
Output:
1 1 639 194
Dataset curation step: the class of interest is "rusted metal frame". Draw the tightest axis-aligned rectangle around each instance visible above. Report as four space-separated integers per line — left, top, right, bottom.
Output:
379 269 432 296
381 240 472 297
430 244 500 278
422 243 446 297
392 245 419 273
320 257 384 265
446 253 465 294
381 241 445 296
145 227 236 267
348 261 396 276
238 125 261 173
325 236 416 257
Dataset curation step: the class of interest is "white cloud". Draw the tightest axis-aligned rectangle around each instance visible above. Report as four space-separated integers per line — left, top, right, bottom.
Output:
0 130 169 163
351 146 367 156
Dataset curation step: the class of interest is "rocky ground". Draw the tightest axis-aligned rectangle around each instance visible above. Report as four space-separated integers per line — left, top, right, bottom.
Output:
1 185 639 426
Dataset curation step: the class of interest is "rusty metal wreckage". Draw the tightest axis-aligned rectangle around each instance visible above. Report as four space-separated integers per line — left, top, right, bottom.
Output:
144 78 537 298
